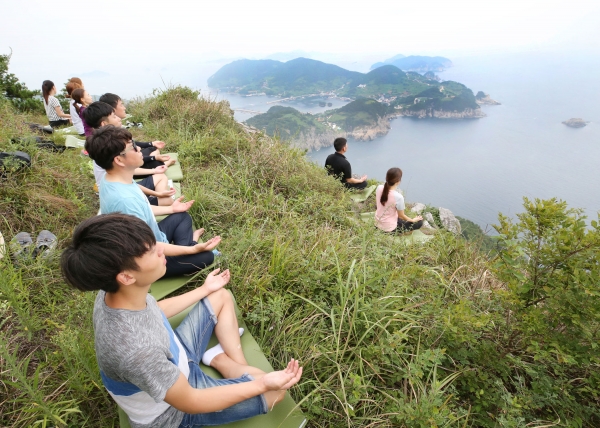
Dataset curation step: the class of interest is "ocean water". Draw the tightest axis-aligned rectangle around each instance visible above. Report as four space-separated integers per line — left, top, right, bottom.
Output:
305 52 600 230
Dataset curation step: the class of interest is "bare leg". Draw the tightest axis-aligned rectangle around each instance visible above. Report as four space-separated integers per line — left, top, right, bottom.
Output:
210 353 288 410
193 228 205 242
206 289 247 365
152 173 173 206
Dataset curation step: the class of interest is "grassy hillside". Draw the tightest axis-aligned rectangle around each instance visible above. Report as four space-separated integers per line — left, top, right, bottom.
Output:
1 88 599 427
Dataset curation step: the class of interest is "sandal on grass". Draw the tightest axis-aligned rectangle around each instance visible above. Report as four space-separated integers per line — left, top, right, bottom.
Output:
33 230 57 258
10 232 33 262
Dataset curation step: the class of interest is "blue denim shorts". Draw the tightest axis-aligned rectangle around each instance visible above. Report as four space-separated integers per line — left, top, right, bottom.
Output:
175 298 268 427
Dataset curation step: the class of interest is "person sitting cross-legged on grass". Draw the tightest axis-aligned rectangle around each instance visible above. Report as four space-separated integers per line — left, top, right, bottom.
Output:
86 125 218 277
375 167 423 234
324 137 368 190
84 101 175 206
99 92 175 172
60 213 302 428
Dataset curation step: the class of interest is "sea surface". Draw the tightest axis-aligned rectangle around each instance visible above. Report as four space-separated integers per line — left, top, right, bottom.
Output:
209 52 600 230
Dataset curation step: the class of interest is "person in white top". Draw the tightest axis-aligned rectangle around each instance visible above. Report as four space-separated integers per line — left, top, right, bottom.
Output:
41 80 71 128
375 167 423 233
65 78 85 135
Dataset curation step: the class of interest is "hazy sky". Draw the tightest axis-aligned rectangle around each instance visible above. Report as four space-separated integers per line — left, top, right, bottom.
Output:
2 0 599 97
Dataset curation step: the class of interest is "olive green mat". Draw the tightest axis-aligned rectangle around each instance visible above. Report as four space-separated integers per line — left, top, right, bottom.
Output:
64 135 85 148
349 185 376 203
56 125 78 134
164 152 183 182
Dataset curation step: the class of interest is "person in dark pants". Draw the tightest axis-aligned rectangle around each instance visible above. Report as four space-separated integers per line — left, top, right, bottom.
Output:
324 137 368 189
41 80 71 128
86 125 220 278
375 167 423 234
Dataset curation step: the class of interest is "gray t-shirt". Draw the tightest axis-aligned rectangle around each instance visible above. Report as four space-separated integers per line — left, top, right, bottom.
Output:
94 291 189 427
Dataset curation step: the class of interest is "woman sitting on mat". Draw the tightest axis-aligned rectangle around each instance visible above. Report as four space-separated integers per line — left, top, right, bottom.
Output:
65 78 85 136
71 88 94 137
41 80 71 128
375 167 423 233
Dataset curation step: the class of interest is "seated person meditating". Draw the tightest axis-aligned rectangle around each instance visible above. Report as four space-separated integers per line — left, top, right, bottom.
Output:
71 88 93 137
60 213 302 428
375 167 423 233
85 125 219 277
84 101 175 206
65 78 85 136
324 137 367 190
99 92 175 171
41 80 71 128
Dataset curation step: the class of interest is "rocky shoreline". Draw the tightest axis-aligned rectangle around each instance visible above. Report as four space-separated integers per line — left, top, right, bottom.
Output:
476 94 501 105
397 107 486 119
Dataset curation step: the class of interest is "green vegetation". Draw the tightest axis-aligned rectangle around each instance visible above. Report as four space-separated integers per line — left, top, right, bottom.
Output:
402 81 479 112
209 57 361 97
245 105 327 138
245 98 389 139
0 51 43 113
456 216 496 253
2 75 599 426
325 98 388 130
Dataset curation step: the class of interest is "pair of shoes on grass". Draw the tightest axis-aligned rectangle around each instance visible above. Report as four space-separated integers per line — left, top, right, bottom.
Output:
10 230 57 263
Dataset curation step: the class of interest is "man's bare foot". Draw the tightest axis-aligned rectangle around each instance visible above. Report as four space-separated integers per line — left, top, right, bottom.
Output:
193 228 205 242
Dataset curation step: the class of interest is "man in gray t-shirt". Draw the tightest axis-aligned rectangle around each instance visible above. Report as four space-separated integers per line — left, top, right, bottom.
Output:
61 214 302 427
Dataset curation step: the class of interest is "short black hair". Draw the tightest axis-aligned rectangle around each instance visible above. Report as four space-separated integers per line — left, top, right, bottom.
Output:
99 93 121 109
333 137 347 152
83 101 115 129
85 125 133 170
61 214 156 293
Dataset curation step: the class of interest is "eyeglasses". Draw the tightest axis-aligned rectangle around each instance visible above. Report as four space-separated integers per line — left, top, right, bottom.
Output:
119 140 138 156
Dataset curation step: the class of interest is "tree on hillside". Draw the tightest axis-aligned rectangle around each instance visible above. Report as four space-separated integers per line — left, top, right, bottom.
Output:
0 50 43 112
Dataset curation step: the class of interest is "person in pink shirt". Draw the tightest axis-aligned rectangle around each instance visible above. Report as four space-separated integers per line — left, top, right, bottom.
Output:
375 167 423 233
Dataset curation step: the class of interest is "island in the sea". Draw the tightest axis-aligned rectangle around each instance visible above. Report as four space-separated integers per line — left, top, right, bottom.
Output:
209 57 488 149
370 54 453 72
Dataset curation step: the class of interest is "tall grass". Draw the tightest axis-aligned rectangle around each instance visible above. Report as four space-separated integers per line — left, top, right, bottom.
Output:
1 88 598 427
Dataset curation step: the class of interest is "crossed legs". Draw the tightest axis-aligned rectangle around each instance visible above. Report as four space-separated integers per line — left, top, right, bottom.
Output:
206 290 288 409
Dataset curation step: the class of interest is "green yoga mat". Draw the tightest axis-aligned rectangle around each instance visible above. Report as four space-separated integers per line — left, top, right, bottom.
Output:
56 125 78 134
349 185 376 203
64 135 85 148
164 152 183 182
118 293 307 428
148 270 199 301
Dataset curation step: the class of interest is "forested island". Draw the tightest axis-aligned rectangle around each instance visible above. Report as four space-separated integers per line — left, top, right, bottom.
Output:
210 57 488 149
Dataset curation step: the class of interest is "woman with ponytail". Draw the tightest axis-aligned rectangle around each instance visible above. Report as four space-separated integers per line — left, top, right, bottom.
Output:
71 88 94 137
375 167 423 233
41 80 71 128
65 78 85 136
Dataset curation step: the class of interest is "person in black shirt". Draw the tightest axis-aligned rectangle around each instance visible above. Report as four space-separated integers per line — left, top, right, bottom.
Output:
324 138 368 189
